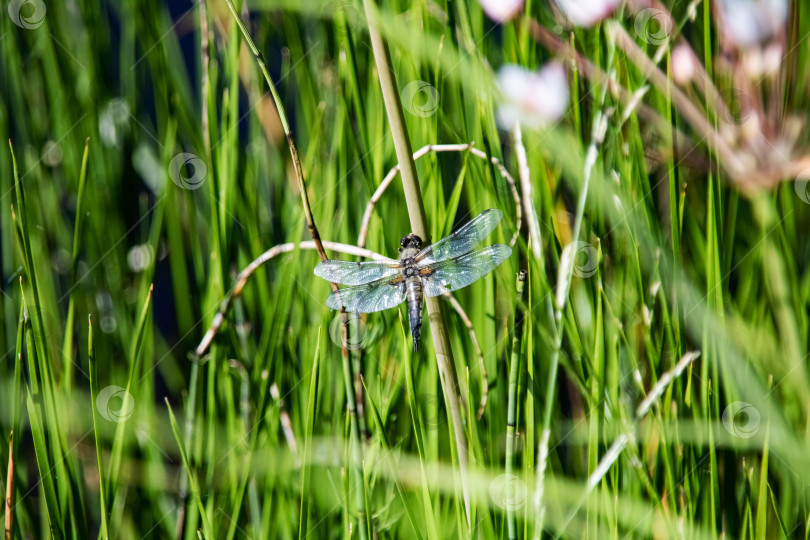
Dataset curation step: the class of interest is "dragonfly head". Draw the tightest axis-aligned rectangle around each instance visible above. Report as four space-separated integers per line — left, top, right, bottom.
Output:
400 234 422 250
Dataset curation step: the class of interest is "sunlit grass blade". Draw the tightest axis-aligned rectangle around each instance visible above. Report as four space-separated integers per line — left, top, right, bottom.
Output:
297 329 321 540
107 285 153 498
20 289 64 539
87 315 109 540
506 271 527 540
62 138 91 391
165 398 214 540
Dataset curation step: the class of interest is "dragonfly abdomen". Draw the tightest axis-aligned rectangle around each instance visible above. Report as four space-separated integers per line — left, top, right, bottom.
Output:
405 275 423 352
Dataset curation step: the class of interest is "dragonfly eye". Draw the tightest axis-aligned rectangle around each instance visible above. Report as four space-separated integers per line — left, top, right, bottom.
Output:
400 233 422 249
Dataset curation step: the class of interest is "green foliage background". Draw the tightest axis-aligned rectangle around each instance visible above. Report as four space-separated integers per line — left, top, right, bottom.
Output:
1 0 809 538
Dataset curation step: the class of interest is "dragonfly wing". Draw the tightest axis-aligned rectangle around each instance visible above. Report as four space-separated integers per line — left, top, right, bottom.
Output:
314 259 400 285
326 277 407 313
415 208 504 264
421 244 512 297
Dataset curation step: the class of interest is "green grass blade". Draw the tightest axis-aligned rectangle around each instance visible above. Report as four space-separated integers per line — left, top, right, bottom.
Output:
165 398 214 540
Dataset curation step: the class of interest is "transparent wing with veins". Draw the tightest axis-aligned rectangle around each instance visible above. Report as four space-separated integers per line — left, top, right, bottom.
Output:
314 258 400 286
421 244 512 297
415 208 504 264
325 277 406 313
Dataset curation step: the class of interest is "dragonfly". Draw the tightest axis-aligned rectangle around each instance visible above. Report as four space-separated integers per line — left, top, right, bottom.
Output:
314 208 512 352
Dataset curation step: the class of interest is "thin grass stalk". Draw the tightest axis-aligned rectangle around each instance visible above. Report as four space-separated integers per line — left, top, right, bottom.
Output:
297 331 321 540
7 308 23 540
399 311 441 540
87 316 109 540
665 39 684 359
107 284 153 520
506 271 527 540
165 399 214 540
555 351 700 535
221 2 368 538
4 431 13 540
222 361 255 540
443 291 488 418
9 143 51 373
222 366 294 540
63 138 90 391
533 79 610 539
221 0 326 258
511 125 541 262
20 285 65 539
176 3 210 534
340 328 370 539
361 0 471 529
353 349 369 439
359 378 422 538
176 357 199 540
11 146 75 539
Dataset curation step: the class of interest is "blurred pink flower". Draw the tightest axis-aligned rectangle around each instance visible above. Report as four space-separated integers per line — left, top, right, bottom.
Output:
716 0 788 48
497 63 569 130
672 44 696 85
478 0 524 23
555 0 619 28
